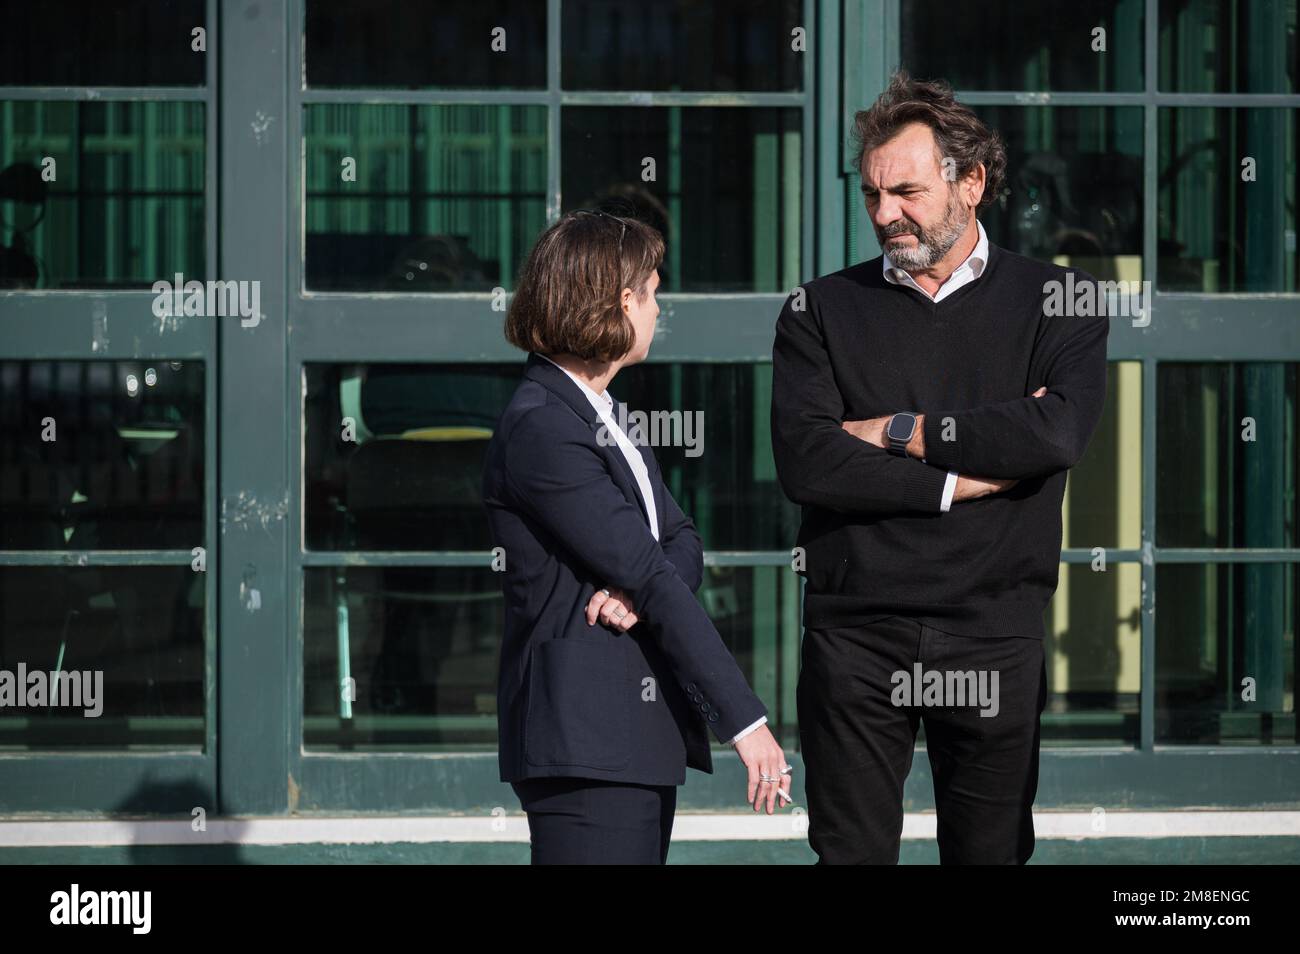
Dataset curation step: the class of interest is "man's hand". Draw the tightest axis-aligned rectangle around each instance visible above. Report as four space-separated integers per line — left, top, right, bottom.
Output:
840 415 887 447
952 474 1019 501
948 388 1048 501
586 586 639 631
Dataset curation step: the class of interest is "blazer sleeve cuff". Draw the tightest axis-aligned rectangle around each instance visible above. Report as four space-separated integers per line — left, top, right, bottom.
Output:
729 715 768 745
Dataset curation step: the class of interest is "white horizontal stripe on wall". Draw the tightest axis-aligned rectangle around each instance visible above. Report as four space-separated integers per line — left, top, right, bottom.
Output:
1 811 1298 847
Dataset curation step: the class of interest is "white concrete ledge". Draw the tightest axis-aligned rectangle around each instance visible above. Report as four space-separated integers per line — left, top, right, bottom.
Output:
0 811 1298 847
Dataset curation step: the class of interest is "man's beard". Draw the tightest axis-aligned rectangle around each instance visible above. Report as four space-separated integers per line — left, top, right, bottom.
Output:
878 192 969 270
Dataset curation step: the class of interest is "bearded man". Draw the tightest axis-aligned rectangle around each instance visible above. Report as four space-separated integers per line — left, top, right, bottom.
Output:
771 71 1109 864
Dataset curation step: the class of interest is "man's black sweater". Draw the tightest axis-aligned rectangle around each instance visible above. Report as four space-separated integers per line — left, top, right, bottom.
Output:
771 240 1110 638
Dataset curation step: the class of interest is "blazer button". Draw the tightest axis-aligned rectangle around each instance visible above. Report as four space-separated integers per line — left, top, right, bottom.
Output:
700 702 711 713
685 683 697 694
707 712 719 723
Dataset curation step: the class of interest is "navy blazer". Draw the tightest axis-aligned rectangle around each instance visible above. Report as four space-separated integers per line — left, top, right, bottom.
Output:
483 352 768 786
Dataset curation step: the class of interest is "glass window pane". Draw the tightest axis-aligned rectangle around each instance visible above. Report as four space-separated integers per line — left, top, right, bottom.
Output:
705 565 799 743
600 363 801 550
563 107 801 292
304 363 516 552
969 106 1144 273
0 361 206 550
901 0 1144 92
0 0 205 87
562 0 804 91
0 566 205 749
1160 0 1298 93
1158 108 1299 292
1157 363 1298 548
1065 362 1143 551
0 101 206 290
305 362 802 553
303 104 547 291
1157 563 1297 745
305 0 546 89
303 563 790 751
304 566 501 750
1042 562 1142 746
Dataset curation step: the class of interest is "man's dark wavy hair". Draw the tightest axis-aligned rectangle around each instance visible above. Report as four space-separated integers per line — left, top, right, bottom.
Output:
849 70 1006 210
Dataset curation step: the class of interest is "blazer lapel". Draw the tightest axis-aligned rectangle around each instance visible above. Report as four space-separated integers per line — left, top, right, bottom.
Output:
523 353 656 531
522 351 601 427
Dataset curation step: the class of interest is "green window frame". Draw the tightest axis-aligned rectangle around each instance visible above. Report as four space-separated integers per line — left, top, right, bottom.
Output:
284 0 820 812
0 0 220 812
0 0 1295 816
874 0 1299 804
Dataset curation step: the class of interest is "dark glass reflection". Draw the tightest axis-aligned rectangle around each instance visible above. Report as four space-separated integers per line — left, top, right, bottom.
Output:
613 362 802 550
1160 0 1297 93
303 104 547 291
304 363 517 553
1157 363 1298 548
901 0 1144 92
0 0 205 87
0 566 205 749
1041 563 1142 746
304 362 802 552
305 0 546 89
563 107 802 292
0 101 206 290
704 564 799 746
303 566 502 750
970 106 1144 274
0 361 205 550
1158 108 1299 292
303 564 789 750
1157 563 1297 744
562 0 803 91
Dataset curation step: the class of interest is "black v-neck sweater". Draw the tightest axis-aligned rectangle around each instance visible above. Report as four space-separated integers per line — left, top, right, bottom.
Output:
771 241 1110 638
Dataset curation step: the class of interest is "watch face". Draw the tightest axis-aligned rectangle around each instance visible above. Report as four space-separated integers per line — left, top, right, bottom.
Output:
887 413 916 441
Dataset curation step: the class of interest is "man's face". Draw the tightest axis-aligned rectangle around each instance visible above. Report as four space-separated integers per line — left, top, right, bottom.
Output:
860 121 970 271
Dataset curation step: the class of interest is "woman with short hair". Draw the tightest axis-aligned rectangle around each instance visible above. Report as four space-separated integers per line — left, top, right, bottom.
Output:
483 209 791 865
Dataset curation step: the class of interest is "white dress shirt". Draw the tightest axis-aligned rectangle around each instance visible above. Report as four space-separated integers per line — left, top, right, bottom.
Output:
880 218 991 513
539 354 767 746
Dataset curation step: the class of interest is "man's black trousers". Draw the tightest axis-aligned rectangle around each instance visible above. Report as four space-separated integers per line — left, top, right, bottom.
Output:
797 615 1047 864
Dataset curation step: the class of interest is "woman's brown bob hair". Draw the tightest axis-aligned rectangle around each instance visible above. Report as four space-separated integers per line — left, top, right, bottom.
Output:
505 210 665 363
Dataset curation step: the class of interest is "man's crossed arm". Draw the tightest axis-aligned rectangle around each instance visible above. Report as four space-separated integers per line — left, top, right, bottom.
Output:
905 306 1109 480
840 392 1044 503
771 283 1110 515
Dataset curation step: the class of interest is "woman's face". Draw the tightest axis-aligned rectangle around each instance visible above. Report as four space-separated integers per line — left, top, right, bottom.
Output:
620 268 661 366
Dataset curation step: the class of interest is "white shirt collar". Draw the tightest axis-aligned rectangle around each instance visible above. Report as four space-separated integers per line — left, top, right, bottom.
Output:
882 218 988 288
537 353 614 414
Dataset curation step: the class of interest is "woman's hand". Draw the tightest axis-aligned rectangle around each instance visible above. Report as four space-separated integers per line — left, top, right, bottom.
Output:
734 725 793 814
586 586 639 632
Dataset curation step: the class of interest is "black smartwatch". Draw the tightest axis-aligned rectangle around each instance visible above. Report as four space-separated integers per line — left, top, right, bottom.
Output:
886 412 918 457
